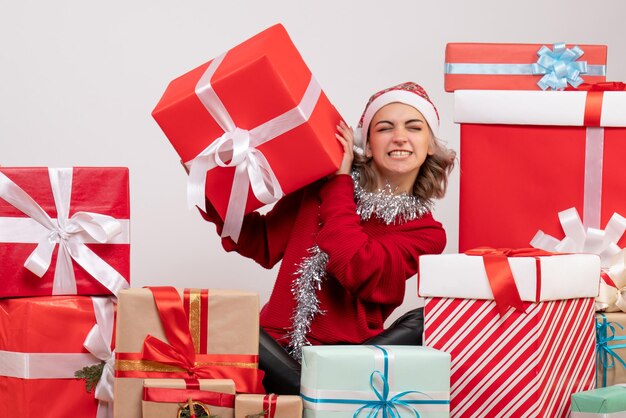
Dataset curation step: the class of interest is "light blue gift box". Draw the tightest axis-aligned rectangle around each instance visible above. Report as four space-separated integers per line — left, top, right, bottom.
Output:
300 345 450 418
571 385 626 417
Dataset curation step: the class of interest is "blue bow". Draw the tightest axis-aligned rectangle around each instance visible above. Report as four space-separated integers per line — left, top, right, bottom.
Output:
596 313 626 387
532 43 588 90
352 346 426 418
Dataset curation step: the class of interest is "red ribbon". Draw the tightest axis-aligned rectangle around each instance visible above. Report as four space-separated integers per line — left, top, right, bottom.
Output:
116 286 265 393
142 386 235 407
263 394 278 418
464 248 556 316
567 82 626 127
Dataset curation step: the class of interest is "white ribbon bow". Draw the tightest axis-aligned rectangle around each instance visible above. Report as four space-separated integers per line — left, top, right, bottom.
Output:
186 52 322 242
531 207 626 311
0 168 129 296
83 297 116 418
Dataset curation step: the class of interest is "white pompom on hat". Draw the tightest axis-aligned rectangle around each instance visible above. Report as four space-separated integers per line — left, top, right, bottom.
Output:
354 82 440 154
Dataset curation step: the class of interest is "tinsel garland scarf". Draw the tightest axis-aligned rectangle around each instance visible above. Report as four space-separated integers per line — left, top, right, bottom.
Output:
286 173 433 361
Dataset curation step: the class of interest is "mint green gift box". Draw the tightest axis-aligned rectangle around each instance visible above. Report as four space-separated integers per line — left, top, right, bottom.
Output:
300 345 450 418
571 385 626 417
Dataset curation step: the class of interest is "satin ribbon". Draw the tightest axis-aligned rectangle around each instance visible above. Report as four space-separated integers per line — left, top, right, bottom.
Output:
142 386 235 407
531 208 626 311
464 247 555 315
301 346 449 417
0 168 129 296
83 297 116 418
532 43 590 90
186 52 322 242
596 314 626 387
444 43 606 90
115 287 265 393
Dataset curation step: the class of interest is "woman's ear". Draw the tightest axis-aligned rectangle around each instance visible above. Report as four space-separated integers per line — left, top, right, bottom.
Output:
427 136 436 156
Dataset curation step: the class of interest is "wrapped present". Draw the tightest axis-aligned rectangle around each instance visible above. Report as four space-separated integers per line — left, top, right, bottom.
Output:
0 167 130 297
142 379 235 418
419 250 600 417
300 345 450 418
596 313 626 388
444 42 607 91
454 83 626 253
571 385 626 417
0 296 116 418
114 287 264 418
235 394 302 418
152 23 343 242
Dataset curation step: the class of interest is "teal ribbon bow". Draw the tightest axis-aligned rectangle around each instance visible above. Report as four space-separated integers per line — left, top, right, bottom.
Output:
596 313 626 387
353 346 423 418
532 42 588 90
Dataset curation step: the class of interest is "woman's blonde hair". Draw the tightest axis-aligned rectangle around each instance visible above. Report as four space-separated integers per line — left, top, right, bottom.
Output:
353 133 456 200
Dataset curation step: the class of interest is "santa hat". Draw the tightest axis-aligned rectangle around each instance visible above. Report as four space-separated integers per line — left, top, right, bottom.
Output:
355 82 439 154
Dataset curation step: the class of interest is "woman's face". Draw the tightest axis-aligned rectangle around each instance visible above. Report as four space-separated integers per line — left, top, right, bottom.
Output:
366 102 434 193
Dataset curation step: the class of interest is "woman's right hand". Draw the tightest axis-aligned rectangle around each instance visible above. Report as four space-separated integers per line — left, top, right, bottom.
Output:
335 120 354 176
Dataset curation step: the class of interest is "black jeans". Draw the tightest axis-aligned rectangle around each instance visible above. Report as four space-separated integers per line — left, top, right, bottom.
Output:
258 308 424 395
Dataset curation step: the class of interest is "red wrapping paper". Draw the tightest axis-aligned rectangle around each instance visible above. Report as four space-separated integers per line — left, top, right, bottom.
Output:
424 297 596 417
152 23 343 221
444 43 607 92
458 124 626 251
0 167 130 297
0 296 107 418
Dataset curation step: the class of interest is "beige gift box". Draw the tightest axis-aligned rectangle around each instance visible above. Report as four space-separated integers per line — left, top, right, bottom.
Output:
235 394 302 418
142 379 235 418
597 312 626 387
114 287 263 418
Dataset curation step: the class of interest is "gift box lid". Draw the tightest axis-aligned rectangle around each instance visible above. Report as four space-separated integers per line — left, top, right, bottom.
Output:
444 42 607 92
454 89 626 127
571 385 626 413
418 253 600 301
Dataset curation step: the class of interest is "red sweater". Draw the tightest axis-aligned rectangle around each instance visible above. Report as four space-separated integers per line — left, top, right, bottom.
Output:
202 174 446 346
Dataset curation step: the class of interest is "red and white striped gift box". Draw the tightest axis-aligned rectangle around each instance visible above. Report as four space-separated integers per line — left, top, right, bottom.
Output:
419 252 601 418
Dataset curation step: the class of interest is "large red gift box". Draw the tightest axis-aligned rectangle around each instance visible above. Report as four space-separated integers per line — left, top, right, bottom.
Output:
455 88 626 252
152 24 343 241
0 296 115 418
444 42 607 91
419 252 600 417
0 167 130 297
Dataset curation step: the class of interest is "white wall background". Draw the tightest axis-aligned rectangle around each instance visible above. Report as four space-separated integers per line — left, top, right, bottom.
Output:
2 0 625 322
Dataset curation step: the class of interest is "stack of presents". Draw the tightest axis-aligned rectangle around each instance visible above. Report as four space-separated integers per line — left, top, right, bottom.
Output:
3 23 626 417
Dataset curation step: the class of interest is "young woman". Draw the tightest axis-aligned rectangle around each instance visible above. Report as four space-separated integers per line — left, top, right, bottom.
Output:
201 82 456 394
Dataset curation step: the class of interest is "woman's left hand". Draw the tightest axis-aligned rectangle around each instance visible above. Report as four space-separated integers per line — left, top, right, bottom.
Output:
335 121 354 176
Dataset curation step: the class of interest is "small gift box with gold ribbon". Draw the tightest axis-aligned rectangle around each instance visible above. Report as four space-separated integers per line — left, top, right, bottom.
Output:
234 394 302 418
419 250 601 418
152 23 343 243
0 296 116 418
114 287 265 418
454 82 626 253
444 42 607 91
0 167 130 297
142 379 235 418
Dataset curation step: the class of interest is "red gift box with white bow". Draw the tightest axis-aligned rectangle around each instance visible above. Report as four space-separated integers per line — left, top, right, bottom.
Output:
0 167 130 297
455 84 626 253
0 296 116 418
152 23 343 242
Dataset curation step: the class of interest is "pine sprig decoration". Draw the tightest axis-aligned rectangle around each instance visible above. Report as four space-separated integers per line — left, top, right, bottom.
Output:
245 410 269 418
74 361 105 393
